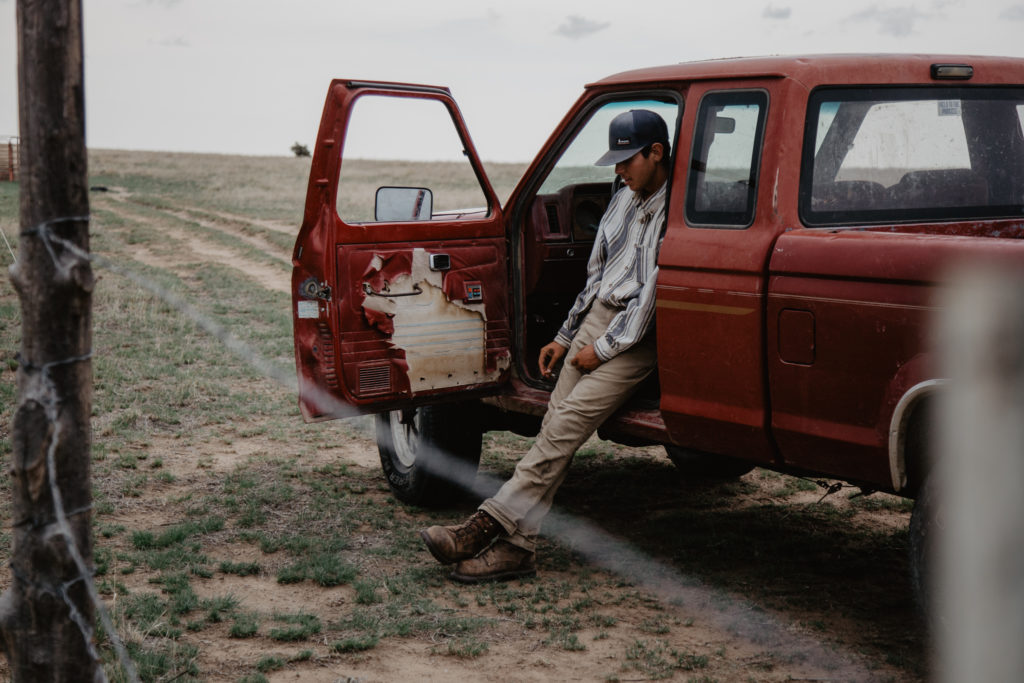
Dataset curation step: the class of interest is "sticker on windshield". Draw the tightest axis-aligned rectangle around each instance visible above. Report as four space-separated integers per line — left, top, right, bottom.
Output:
297 300 319 319
938 100 962 117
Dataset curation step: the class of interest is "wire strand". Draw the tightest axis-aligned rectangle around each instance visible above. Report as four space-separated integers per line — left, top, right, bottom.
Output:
0 224 16 263
15 216 139 683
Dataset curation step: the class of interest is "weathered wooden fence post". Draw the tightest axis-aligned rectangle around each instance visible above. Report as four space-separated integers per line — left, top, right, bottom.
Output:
0 0 99 680
937 267 1024 682
5 139 15 182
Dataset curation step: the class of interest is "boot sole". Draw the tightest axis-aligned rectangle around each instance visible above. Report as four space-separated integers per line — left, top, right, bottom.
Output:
448 566 537 584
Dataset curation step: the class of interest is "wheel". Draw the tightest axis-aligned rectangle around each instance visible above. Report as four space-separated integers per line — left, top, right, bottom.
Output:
376 403 483 507
664 444 755 479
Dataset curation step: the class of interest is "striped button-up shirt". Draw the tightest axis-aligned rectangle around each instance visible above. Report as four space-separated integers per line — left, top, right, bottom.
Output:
555 181 667 361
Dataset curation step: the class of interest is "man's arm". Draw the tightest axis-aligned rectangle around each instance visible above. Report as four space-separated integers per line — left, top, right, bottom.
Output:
591 264 660 362
538 341 567 379
570 343 602 372
591 202 667 361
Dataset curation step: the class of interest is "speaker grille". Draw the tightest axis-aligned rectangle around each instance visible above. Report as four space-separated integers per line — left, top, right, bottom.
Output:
358 363 391 395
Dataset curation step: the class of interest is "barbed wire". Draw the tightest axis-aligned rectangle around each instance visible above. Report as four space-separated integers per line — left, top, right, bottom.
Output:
0 224 16 263
9 212 880 680
13 215 139 683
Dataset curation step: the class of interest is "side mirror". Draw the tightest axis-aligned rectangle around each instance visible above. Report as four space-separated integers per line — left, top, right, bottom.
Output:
375 186 433 221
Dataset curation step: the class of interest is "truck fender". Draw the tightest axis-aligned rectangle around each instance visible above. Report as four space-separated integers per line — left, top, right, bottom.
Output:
888 377 946 493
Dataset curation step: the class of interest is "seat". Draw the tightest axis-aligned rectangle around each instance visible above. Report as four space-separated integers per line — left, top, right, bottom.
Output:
811 180 888 211
886 169 989 208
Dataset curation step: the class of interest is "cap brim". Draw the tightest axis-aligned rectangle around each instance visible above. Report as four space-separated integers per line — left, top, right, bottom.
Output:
594 147 640 167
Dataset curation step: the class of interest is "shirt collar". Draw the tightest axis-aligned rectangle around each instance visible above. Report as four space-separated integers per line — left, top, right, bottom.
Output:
633 180 668 210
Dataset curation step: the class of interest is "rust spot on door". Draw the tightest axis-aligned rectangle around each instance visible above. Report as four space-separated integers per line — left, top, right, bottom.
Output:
360 248 503 391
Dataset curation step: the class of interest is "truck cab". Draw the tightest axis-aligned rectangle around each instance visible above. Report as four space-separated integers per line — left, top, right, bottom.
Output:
292 55 1024 512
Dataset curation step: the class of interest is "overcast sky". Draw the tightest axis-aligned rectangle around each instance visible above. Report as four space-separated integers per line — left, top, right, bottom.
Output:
1 0 1023 162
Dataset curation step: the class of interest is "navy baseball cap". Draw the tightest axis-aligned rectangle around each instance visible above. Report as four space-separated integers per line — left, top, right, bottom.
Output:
595 109 669 166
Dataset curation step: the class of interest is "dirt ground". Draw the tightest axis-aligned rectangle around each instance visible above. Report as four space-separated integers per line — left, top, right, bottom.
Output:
0 169 928 682
106 427 921 683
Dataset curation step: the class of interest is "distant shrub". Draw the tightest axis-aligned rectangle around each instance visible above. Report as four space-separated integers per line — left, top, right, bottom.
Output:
291 142 310 157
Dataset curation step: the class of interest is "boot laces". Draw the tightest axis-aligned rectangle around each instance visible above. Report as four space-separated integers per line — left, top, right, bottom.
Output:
455 511 496 540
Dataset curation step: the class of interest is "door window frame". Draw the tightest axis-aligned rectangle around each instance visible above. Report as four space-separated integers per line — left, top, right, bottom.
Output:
684 88 770 230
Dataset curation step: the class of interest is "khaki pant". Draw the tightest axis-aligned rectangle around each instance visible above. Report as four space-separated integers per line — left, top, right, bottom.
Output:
479 301 657 552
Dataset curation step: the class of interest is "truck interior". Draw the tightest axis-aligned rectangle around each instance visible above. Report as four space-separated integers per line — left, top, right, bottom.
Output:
512 96 681 410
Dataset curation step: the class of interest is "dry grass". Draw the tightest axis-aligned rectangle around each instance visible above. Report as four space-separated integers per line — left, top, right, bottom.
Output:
89 149 528 225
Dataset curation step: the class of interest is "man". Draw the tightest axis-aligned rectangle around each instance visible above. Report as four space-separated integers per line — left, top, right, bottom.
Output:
421 109 671 583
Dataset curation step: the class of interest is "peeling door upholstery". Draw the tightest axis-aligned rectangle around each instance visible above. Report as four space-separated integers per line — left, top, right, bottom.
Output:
341 245 511 399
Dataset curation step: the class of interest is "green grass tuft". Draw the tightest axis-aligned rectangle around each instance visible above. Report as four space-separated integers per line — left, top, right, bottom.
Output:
332 636 379 653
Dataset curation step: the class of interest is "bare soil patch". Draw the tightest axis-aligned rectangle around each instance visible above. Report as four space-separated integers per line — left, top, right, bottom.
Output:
201 208 297 236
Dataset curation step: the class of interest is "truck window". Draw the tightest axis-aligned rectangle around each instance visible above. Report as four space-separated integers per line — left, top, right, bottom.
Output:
336 94 490 223
538 99 679 198
801 87 1024 226
685 90 768 228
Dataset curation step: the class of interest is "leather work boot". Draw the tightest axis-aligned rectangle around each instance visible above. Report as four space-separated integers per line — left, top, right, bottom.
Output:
449 539 537 584
420 510 502 565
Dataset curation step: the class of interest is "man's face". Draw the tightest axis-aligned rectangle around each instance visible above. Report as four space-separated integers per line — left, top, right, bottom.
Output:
614 142 664 196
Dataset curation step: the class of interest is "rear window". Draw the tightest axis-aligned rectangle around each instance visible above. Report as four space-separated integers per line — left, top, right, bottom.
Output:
686 90 768 228
800 87 1024 226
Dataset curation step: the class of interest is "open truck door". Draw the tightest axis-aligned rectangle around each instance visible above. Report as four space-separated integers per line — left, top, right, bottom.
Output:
291 80 511 423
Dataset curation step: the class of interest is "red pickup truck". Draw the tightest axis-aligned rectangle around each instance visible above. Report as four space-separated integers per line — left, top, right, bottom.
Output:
291 54 1024 582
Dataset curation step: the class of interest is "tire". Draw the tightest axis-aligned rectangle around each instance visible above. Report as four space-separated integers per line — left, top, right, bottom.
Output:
664 444 755 479
907 402 940 621
376 403 483 507
909 470 942 620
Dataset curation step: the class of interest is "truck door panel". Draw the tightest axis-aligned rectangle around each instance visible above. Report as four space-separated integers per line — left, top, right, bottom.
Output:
336 242 510 398
292 81 510 420
656 85 778 463
767 232 935 488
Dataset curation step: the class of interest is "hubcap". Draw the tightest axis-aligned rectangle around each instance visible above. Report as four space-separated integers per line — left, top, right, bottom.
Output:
390 408 420 469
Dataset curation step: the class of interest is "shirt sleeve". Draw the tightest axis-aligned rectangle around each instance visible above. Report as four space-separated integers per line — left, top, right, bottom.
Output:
592 258 660 361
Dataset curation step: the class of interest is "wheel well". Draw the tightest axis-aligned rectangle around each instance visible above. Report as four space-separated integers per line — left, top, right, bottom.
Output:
901 397 933 497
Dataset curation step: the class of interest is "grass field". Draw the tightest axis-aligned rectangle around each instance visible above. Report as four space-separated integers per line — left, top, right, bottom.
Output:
0 150 924 682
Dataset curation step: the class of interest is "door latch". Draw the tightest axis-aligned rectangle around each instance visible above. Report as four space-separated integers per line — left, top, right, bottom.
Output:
362 282 423 298
300 278 332 301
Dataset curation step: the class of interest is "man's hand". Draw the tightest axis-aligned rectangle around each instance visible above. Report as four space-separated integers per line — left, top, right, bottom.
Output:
538 341 568 379
571 344 603 373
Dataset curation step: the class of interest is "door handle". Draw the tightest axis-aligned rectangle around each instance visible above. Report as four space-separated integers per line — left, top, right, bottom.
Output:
362 282 423 298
